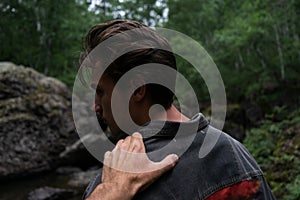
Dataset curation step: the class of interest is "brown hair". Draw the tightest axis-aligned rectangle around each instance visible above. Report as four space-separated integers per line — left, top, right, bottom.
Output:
79 20 177 109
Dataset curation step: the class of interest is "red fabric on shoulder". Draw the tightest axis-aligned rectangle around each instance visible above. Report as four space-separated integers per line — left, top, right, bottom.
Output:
206 180 260 200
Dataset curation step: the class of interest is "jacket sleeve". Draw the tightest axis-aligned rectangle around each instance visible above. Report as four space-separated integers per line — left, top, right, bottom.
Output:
82 170 102 200
205 180 262 200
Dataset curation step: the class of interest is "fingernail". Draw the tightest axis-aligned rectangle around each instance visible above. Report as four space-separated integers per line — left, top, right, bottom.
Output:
132 132 142 138
170 154 179 162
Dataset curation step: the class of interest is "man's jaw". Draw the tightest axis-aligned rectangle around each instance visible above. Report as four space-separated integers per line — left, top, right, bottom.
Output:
106 131 128 144
96 113 108 131
96 112 128 144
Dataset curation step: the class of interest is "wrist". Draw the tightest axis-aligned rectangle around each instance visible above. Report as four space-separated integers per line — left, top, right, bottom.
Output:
104 182 137 200
115 181 138 199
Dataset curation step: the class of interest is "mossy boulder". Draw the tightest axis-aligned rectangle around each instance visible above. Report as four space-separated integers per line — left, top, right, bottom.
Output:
0 62 86 179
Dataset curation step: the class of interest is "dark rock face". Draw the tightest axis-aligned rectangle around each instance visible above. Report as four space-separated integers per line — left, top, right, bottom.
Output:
222 104 246 142
27 186 80 200
68 169 98 188
222 101 263 142
0 62 80 179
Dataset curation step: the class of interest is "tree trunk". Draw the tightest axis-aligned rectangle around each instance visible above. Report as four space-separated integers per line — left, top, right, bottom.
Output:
273 25 285 80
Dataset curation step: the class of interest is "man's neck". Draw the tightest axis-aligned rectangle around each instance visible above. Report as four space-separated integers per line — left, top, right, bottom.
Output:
150 104 190 122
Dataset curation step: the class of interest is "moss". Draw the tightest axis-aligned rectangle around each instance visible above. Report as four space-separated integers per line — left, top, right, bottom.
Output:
0 113 36 124
243 108 300 199
283 175 300 200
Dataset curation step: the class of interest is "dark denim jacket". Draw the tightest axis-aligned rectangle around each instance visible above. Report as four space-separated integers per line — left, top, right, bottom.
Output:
83 113 275 200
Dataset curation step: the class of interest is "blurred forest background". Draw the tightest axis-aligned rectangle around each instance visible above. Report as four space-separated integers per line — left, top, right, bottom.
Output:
1 0 300 199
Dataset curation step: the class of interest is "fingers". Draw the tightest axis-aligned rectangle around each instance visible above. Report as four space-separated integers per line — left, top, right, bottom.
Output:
102 151 111 182
111 139 125 168
130 132 145 152
103 151 112 167
108 133 145 170
113 139 124 152
106 132 178 174
120 132 145 153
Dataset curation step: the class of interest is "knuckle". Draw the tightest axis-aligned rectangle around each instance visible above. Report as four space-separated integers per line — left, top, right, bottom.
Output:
116 139 124 148
104 151 111 159
134 139 143 149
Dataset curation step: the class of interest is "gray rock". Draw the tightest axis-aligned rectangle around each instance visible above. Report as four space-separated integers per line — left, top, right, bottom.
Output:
68 169 99 187
27 186 80 200
55 166 83 175
0 62 84 179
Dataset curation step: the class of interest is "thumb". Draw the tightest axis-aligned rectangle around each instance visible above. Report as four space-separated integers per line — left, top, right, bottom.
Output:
156 154 179 173
138 154 179 192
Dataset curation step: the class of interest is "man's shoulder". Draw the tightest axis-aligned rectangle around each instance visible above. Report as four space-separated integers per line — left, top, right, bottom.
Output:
200 126 263 174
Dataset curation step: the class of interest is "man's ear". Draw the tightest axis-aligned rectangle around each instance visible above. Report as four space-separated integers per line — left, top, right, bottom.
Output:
131 79 147 102
132 85 146 102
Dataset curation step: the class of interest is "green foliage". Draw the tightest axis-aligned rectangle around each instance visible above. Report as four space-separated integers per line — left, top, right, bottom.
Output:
109 0 167 26
243 108 300 198
284 175 300 200
243 125 275 167
218 0 299 100
0 0 112 87
165 0 300 106
2 0 299 98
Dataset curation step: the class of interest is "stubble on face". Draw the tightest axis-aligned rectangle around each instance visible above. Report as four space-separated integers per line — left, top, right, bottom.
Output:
92 70 129 144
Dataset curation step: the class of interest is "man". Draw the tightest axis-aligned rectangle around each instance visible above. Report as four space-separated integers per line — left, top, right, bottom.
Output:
79 20 275 199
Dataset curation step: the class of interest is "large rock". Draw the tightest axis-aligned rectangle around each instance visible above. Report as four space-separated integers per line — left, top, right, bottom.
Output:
0 62 93 179
27 186 80 200
68 169 99 188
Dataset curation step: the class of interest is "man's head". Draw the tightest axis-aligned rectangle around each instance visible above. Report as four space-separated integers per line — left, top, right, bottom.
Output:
79 20 177 139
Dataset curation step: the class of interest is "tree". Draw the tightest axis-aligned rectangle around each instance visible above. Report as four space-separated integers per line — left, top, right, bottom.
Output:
0 0 105 86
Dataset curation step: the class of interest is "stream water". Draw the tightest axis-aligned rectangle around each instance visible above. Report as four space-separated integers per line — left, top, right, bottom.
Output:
0 171 85 200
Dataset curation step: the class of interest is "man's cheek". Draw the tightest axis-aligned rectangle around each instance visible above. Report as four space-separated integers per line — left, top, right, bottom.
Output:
96 113 108 131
